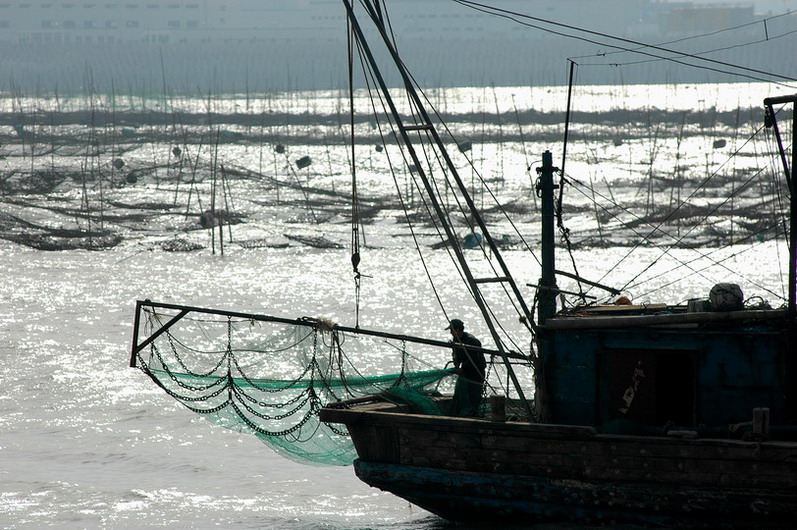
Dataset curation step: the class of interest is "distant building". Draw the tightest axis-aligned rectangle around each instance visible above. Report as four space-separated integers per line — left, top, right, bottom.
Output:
0 0 765 45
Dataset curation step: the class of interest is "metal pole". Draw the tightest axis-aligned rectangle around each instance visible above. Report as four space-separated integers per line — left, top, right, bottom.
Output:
765 94 797 318
538 151 558 323
131 300 529 361
791 103 796 318
130 300 143 367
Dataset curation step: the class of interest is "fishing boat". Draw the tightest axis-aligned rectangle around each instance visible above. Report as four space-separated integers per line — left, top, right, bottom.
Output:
130 1 797 527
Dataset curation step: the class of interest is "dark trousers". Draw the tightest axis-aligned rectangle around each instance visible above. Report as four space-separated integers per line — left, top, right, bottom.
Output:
451 376 483 417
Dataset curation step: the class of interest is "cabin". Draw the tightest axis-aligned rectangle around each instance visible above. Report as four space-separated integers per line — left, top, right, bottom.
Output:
540 301 794 436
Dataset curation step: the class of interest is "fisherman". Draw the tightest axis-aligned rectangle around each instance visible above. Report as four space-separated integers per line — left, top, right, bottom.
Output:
446 318 486 417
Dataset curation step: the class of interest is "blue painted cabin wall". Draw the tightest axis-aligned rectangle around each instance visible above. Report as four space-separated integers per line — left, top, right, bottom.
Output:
545 325 787 428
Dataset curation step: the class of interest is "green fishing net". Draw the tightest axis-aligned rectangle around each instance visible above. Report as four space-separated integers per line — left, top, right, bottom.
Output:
134 308 454 466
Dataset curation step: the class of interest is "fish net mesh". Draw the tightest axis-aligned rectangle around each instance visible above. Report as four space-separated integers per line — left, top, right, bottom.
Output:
133 306 454 466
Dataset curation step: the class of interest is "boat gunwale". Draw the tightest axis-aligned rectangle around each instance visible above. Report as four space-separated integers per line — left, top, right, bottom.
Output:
543 308 789 330
320 400 797 449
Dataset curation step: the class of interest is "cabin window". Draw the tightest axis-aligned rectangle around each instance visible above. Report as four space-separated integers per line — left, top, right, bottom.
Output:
600 349 696 427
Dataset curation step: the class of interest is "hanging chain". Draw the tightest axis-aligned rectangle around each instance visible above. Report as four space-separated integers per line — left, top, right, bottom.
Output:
348 14 363 329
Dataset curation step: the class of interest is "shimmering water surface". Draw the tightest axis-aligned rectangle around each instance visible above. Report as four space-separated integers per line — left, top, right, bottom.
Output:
0 81 792 528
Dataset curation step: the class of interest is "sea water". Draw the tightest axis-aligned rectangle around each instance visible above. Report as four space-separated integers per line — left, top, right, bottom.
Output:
0 82 792 529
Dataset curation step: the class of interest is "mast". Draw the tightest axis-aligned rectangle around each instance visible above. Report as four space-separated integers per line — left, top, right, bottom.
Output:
538 151 558 323
342 0 534 415
763 94 797 318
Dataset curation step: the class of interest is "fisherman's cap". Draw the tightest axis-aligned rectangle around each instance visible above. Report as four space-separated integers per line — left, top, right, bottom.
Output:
445 318 464 330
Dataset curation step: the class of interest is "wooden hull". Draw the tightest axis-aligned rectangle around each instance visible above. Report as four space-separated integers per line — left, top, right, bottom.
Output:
354 461 795 528
320 401 797 528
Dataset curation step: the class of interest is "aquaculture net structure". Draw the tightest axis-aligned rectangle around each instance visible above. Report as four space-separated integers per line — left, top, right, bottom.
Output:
130 301 454 466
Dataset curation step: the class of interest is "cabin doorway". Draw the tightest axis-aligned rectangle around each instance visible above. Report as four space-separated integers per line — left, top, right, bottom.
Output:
600 349 696 427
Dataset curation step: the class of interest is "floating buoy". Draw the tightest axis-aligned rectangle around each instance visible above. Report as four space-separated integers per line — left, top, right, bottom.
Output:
113 158 125 170
458 141 472 153
613 137 623 147
296 156 312 169
172 146 182 157
375 144 383 152
463 232 483 249
275 144 285 154
712 139 727 149
125 172 137 184
199 211 216 229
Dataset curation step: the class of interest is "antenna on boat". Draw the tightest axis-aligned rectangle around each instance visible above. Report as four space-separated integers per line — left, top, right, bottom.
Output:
763 94 797 318
342 0 535 416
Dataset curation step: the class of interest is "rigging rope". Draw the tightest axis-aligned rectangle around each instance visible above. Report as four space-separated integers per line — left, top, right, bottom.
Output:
347 0 539 384
350 31 456 323
381 33 542 349
396 85 532 354
583 119 774 293
556 60 587 303
563 159 787 301
630 228 787 302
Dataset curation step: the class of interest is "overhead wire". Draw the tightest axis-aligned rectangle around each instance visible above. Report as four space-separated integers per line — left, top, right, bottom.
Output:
450 0 797 304
452 0 797 87
570 9 797 61
591 27 797 69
